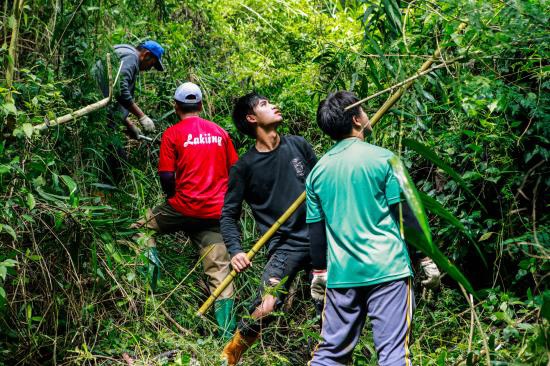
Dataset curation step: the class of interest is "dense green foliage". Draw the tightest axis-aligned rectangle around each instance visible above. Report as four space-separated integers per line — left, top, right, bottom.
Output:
1 0 548 364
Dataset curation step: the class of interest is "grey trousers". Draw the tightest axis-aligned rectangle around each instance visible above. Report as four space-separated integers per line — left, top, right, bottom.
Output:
310 278 415 366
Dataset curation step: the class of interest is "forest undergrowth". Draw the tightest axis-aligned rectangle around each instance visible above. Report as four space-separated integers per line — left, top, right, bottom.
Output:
0 0 548 365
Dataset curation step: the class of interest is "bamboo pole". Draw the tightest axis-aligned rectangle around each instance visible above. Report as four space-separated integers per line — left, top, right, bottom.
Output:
197 191 306 316
353 22 467 126
34 54 123 132
343 59 460 111
5 0 25 104
197 23 468 316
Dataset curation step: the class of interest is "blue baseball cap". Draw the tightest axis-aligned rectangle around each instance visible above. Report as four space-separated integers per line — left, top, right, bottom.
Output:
139 40 165 71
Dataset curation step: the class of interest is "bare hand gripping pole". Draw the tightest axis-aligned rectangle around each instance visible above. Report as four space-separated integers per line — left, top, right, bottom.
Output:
34 53 123 132
197 23 467 316
197 191 306 316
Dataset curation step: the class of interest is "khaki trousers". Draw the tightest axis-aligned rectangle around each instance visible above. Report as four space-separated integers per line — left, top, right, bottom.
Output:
131 203 234 299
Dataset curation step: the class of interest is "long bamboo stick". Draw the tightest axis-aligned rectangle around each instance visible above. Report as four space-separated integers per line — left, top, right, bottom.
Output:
357 22 467 125
5 0 25 104
197 191 306 316
197 23 467 316
34 54 122 132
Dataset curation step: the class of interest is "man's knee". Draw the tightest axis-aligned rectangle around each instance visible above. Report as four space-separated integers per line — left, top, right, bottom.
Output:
253 282 279 317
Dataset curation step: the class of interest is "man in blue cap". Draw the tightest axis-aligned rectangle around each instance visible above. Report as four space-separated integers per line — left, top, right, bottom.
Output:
93 40 165 183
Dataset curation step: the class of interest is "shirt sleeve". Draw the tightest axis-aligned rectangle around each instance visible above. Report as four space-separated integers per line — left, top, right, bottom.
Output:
226 136 239 169
115 55 137 108
385 158 402 205
302 138 318 170
309 221 327 270
220 163 246 257
305 174 324 223
158 130 176 172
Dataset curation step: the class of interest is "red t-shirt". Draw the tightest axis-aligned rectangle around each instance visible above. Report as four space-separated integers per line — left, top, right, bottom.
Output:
158 116 238 219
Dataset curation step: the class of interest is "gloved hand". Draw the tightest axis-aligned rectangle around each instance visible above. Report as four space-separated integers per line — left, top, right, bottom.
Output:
420 257 441 289
139 115 155 132
126 121 142 140
311 269 327 302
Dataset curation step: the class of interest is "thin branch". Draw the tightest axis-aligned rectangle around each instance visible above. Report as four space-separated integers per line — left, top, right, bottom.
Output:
344 59 460 111
460 285 491 366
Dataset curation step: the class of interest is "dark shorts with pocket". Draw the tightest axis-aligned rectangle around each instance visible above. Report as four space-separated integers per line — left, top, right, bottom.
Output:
251 249 311 309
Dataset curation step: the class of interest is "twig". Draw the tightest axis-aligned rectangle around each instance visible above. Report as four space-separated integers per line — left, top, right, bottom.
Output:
467 293 474 353
160 307 192 336
460 285 491 366
513 160 544 201
149 245 214 319
34 55 124 132
532 176 541 247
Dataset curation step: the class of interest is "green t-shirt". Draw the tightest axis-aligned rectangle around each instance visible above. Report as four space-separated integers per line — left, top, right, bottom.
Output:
305 138 412 288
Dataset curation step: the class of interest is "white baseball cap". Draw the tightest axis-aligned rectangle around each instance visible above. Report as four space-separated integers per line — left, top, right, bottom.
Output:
174 82 202 104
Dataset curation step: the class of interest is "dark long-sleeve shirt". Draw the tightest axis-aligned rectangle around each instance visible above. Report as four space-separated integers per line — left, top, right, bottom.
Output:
112 44 139 109
94 44 140 123
220 135 317 257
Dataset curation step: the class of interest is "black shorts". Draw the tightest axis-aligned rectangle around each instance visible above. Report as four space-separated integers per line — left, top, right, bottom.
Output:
251 249 311 309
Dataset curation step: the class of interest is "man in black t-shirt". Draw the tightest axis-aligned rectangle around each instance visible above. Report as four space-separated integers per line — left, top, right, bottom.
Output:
220 93 317 365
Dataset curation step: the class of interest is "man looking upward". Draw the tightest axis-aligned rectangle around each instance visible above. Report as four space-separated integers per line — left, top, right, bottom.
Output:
220 93 317 365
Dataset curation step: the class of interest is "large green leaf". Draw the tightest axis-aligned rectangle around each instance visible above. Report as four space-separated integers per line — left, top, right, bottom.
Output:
389 156 476 296
60 175 77 195
402 138 487 212
419 192 488 268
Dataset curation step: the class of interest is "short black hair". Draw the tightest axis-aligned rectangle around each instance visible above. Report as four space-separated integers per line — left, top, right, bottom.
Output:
316 91 361 140
232 92 267 137
176 100 202 113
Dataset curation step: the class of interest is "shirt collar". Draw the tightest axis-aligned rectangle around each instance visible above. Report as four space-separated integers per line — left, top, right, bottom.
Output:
327 137 360 155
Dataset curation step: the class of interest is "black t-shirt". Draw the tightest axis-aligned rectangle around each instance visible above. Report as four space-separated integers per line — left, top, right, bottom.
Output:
220 135 317 256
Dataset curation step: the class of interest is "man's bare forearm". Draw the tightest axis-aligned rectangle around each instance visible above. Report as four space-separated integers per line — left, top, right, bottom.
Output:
126 102 145 119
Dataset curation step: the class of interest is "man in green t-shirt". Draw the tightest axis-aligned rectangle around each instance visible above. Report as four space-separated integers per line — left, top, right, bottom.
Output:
306 91 417 365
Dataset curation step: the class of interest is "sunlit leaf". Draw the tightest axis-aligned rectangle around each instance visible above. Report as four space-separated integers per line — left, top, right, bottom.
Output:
27 193 36 210
60 175 78 195
22 123 33 138
0 224 16 240
2 103 17 115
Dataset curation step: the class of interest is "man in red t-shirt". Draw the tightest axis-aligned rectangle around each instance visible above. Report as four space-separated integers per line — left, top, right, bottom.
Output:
132 82 238 339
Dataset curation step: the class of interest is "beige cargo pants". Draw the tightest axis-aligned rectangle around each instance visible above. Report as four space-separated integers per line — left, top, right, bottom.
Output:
131 202 234 299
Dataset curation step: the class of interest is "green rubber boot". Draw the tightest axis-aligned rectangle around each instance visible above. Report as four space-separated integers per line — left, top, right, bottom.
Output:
215 298 236 340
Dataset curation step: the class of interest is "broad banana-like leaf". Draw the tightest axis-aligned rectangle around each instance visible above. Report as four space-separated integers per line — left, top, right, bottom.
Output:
402 138 487 212
389 156 476 296
419 191 488 268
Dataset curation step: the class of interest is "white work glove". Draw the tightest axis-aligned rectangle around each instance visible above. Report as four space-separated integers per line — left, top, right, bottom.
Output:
311 269 327 302
420 257 441 289
138 115 155 132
